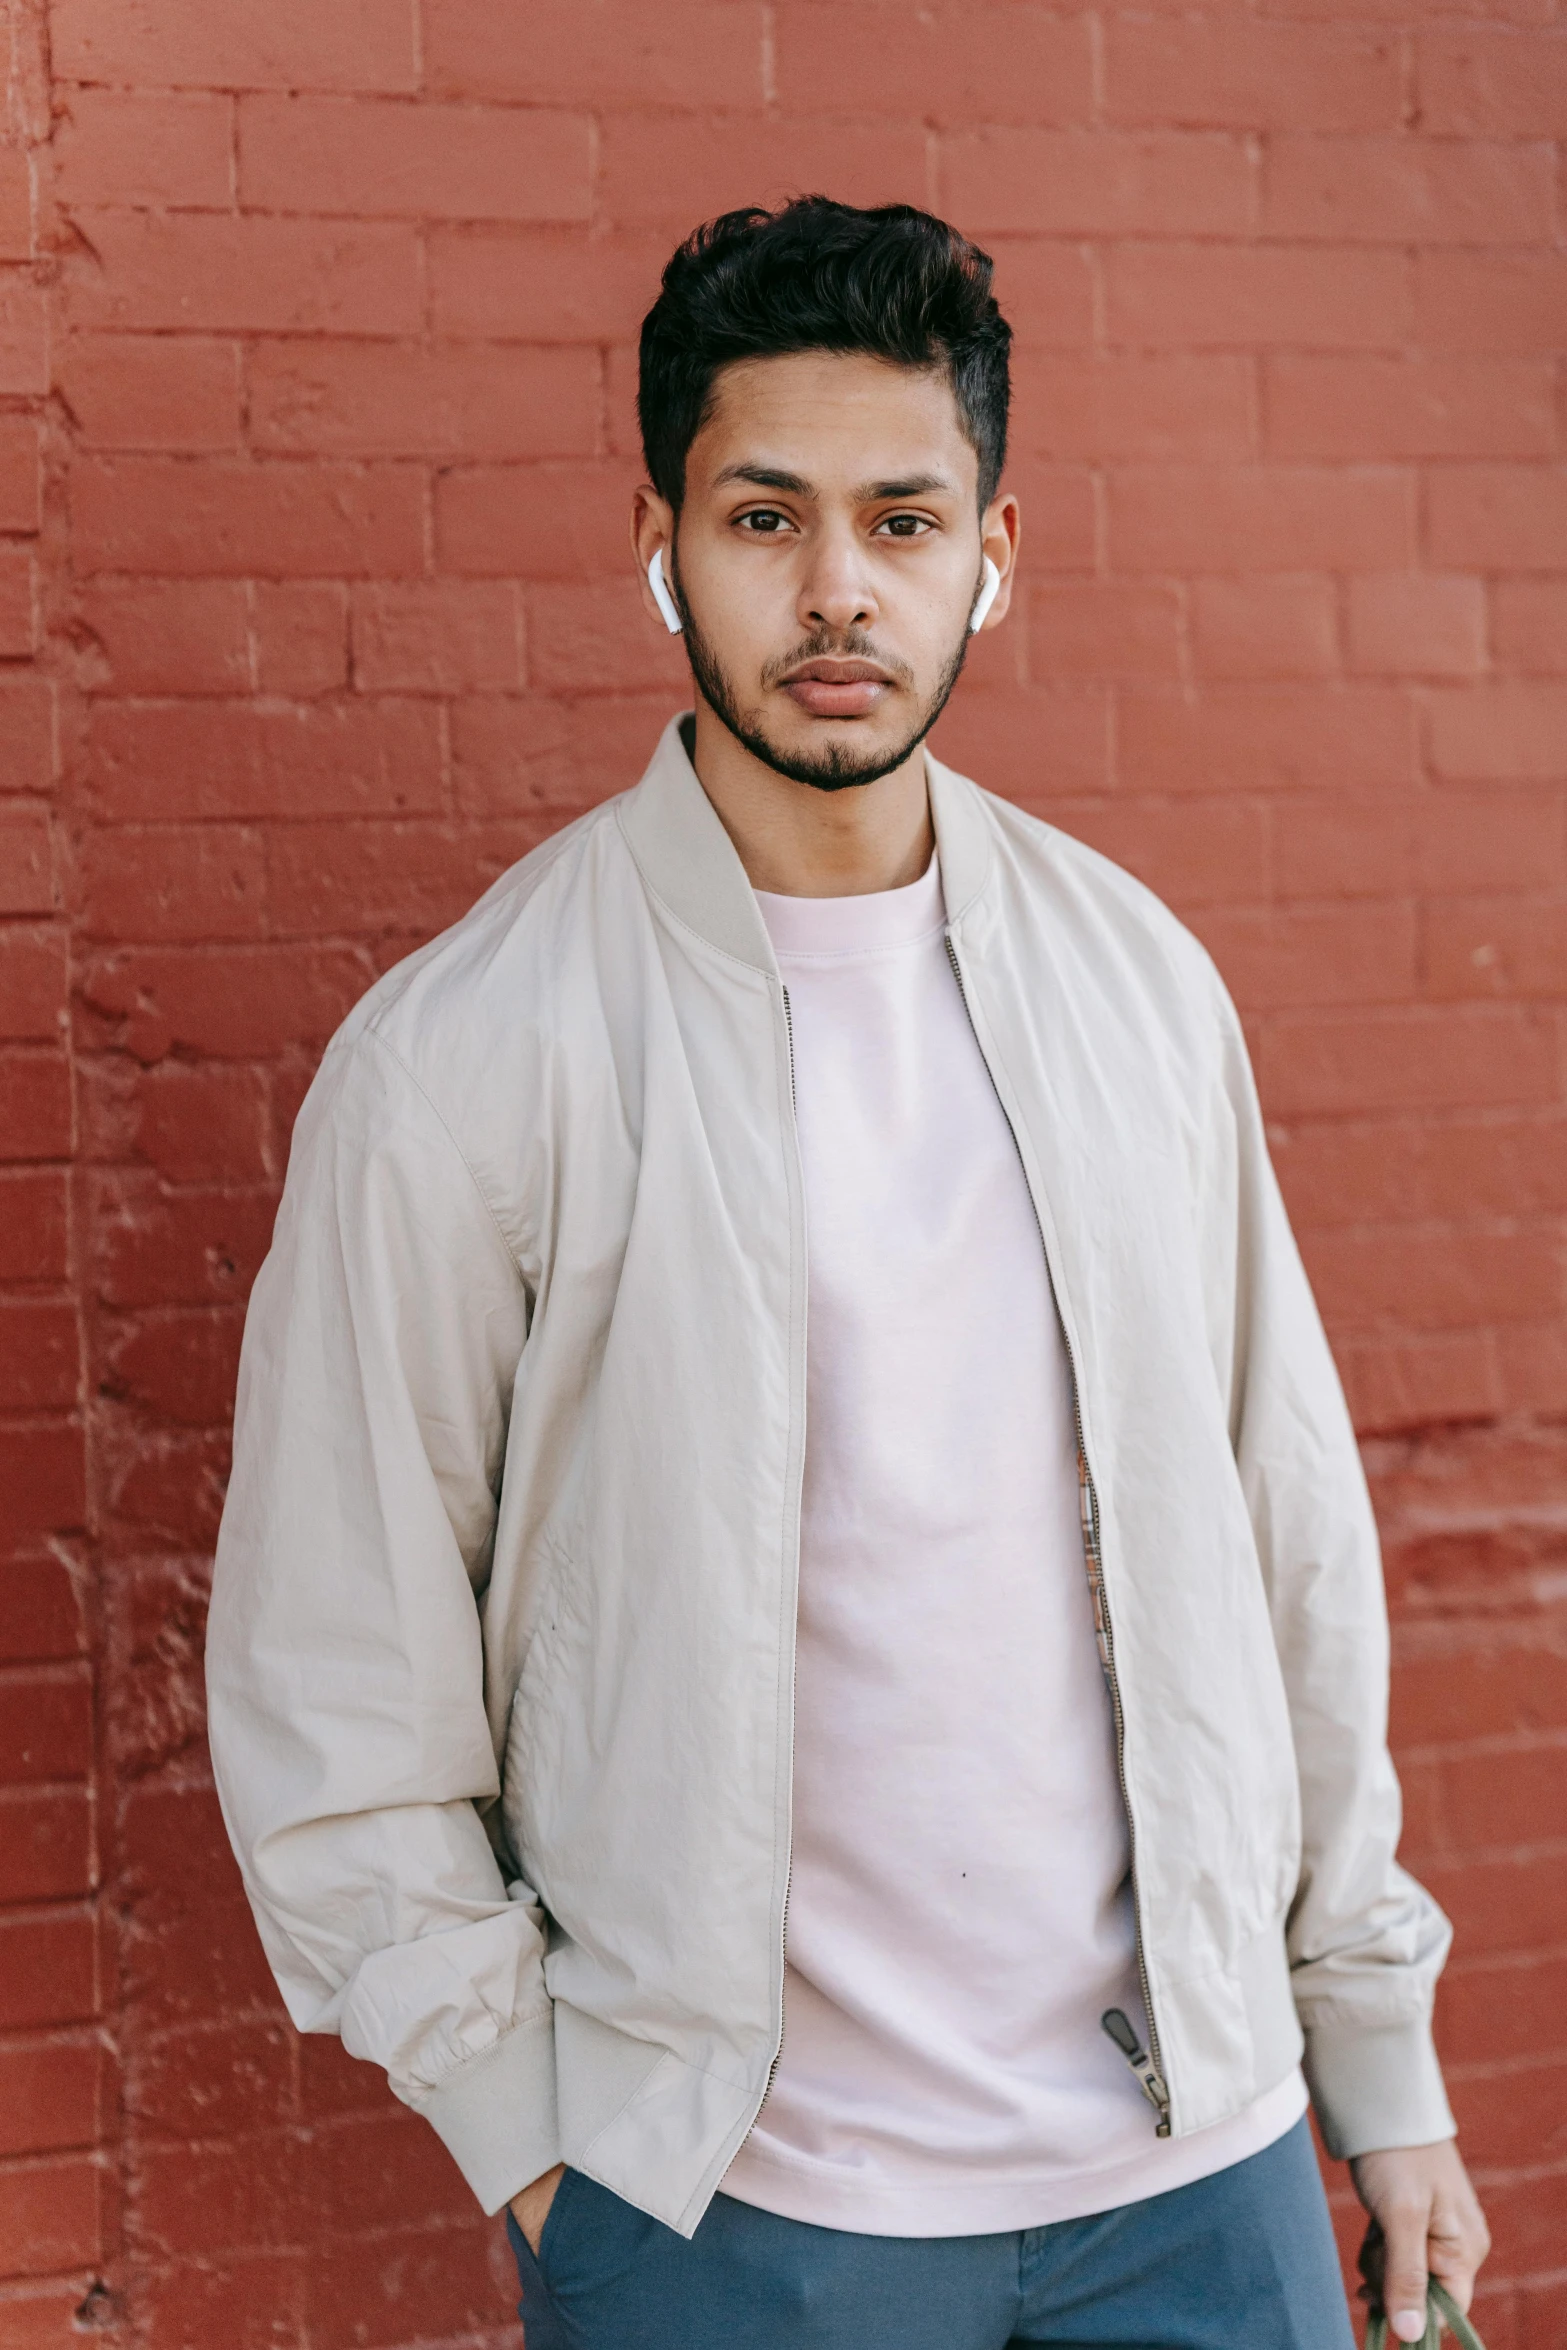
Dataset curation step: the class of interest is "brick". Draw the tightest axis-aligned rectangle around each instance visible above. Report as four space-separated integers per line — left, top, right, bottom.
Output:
64 212 420 337
0 2155 100 2280
0 808 53 917
1005 463 1099 574
249 583 345 698
450 688 698 817
0 144 33 261
132 1065 269 1185
0 1052 72 1161
1427 467 1567 572
0 1668 91 1784
304 2219 504 2350
289 2108 473 2238
0 546 34 655
350 582 523 693
266 818 538 938
56 334 240 454
1258 1007 1558 1117
1050 797 1271 909
526 579 694 696
0 1912 95 2032
0 1788 93 1903
54 90 232 208
1191 576 1339 679
1274 800 1415 901
79 580 250 697
1263 135 1553 245
1199 902 1417 1010
0 682 55 794
436 460 637 581
126 2020 293 2141
428 0 763 108
0 2287 94 2344
1347 573 1486 678
1395 1640 1567 1753
138 2253 307 2350
1418 28 1567 135
1423 894 1567 998
0 2040 101 2159
73 457 424 579
1268 356 1553 460
931 687 1112 802
1027 583 1182 681
1108 466 1414 571
0 926 63 1043
939 127 1253 237
79 945 368 1060
428 223 669 344
1492 582 1567 674
1308 1224 1564 1331
80 827 266 943
988 245 1098 352
598 116 930 234
0 1304 78 1411
1339 1331 1503 1430
0 1171 68 1287
299 2034 397 2121
1118 685 1416 793
0 416 41 533
1105 20 1401 130
775 6 1092 126
1014 355 1254 462
0 278 49 397
1413 251 1567 360
1443 1742 1567 1854
49 0 418 92
237 95 591 224
1428 684 1567 783
86 700 443 823
1421 1848 1567 1956
101 1307 244 1427
1106 241 1410 353
94 1183 276 1313
248 340 597 461
1497 1317 1567 1416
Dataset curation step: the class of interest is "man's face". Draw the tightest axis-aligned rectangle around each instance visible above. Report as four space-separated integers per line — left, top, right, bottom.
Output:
665 352 994 791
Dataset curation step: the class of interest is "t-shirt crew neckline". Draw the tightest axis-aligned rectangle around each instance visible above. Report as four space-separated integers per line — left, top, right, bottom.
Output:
752 855 945 959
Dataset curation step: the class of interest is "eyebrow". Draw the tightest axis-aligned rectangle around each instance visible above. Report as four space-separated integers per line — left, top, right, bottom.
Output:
711 464 960 503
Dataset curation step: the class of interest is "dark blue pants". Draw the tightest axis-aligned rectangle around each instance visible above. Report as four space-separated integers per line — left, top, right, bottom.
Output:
506 2115 1355 2348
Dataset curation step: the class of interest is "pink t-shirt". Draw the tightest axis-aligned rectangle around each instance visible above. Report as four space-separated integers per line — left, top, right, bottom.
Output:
722 853 1305 2237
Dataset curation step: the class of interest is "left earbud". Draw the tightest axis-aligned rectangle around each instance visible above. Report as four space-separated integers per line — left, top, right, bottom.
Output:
970 554 1002 634
648 550 683 635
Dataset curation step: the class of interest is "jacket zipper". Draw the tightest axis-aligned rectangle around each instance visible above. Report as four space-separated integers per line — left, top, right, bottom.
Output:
760 980 801 2112
943 932 1171 2138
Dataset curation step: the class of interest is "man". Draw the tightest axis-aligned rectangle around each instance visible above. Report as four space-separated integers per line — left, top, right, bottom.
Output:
207 200 1489 2348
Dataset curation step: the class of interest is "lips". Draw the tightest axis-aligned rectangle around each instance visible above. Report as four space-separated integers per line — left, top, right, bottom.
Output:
778 658 894 720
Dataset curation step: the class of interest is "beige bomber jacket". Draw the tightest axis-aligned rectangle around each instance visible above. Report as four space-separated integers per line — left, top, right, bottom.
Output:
207 715 1456 2235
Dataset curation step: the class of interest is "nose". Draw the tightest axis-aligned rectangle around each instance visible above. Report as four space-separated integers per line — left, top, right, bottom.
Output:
799 528 877 637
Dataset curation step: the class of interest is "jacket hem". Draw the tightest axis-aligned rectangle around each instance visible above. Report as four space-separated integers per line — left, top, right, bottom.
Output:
1303 2011 1456 2160
412 2006 559 2215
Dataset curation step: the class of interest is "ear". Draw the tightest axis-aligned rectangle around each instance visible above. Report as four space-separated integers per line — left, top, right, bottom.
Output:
973 491 1021 632
631 485 682 635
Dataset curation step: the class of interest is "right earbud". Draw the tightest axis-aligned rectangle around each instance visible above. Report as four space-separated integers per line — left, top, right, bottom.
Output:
970 554 1002 634
648 549 683 636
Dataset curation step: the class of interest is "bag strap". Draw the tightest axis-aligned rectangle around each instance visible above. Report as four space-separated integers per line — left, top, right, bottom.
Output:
1365 2281 1487 2350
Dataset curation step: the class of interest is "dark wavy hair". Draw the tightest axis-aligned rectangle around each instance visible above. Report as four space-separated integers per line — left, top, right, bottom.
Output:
638 197 1012 513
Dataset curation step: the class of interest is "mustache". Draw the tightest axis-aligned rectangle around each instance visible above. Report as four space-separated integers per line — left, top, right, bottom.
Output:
760 629 916 692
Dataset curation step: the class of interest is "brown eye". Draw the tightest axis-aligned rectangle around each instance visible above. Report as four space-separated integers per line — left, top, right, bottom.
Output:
740 510 789 534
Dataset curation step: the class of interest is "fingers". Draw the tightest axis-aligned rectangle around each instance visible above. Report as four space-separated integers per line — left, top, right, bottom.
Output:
1379 2191 1434 2343
1426 2177 1492 2316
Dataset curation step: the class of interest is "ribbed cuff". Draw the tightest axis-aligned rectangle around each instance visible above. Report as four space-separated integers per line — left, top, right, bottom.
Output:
1303 2012 1456 2161
414 2007 560 2214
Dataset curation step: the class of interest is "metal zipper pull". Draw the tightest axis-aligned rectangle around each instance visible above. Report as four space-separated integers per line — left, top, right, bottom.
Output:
1101 2007 1171 2133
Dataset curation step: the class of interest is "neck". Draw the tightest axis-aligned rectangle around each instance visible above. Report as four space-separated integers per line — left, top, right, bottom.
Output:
688 700 935 898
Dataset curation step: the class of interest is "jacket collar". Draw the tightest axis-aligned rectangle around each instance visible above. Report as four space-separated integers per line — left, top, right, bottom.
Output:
617 713 995 976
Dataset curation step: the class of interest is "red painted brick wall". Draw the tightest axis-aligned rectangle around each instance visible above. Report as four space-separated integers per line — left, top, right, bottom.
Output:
1 0 1563 2340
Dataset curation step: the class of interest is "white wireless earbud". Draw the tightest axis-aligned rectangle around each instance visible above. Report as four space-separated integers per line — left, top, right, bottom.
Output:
648 549 683 635
969 554 1002 634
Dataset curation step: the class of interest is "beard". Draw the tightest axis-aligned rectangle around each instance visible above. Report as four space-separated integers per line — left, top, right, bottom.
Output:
670 554 973 794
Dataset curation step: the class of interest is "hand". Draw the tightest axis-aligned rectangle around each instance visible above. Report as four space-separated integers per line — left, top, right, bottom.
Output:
1350 2140 1490 2343
509 2161 566 2256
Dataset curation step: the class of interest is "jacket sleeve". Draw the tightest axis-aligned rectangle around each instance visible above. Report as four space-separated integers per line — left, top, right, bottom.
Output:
1213 976 1457 2161
206 1027 557 2213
